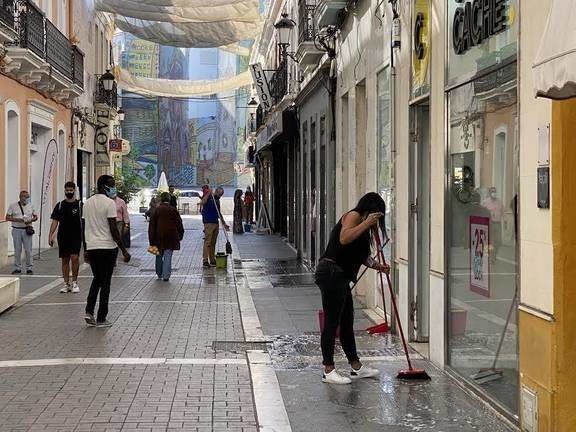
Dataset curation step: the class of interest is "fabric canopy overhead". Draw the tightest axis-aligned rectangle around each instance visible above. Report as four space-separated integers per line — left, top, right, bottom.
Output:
96 0 260 23
118 68 252 97
533 0 576 99
115 16 261 48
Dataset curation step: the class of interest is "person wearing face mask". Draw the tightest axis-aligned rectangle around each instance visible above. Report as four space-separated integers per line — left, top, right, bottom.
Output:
5 190 38 275
48 182 83 293
82 175 131 327
111 190 130 248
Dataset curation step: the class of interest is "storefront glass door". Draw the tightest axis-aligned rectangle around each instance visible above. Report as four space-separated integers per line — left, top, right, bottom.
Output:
447 66 519 415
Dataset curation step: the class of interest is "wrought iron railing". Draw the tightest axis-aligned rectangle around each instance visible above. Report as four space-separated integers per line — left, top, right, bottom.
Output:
298 0 317 44
46 19 73 80
18 0 45 59
0 0 15 30
270 60 288 104
72 45 84 87
95 78 118 108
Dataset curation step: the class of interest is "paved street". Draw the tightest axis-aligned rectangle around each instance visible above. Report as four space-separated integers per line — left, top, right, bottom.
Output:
0 214 515 431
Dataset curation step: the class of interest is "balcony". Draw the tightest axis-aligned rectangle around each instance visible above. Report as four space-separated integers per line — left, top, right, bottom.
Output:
1 0 84 103
0 0 16 42
95 78 118 109
297 0 323 70
269 59 288 105
316 0 347 28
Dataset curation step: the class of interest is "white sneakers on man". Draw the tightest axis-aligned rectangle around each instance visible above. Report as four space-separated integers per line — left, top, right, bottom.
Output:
71 281 80 293
60 284 70 293
322 369 352 385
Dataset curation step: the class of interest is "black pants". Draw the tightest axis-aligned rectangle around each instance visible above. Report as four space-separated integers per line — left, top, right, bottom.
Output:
315 260 359 367
85 248 117 322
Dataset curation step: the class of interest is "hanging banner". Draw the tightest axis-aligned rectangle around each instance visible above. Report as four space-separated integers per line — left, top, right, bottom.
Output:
95 108 111 167
250 63 273 112
470 215 490 297
41 139 58 206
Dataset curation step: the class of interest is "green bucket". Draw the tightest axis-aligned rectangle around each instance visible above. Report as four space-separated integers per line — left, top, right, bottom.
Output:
215 253 228 269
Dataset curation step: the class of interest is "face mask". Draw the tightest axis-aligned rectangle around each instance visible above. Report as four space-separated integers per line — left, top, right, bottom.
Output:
22 198 30 205
65 192 74 199
105 186 117 198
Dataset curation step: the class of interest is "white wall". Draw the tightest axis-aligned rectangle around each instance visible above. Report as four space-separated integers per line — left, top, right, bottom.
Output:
519 0 554 314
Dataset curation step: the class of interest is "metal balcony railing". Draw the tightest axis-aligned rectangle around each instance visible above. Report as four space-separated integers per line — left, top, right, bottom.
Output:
0 0 15 30
95 78 118 108
72 45 84 87
18 0 45 59
298 0 317 45
2 0 85 89
46 19 73 80
270 59 288 104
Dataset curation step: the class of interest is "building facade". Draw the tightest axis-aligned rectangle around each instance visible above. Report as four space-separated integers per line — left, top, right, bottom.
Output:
254 0 576 429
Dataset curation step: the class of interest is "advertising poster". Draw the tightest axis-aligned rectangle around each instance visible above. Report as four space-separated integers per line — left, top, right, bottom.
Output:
470 215 490 297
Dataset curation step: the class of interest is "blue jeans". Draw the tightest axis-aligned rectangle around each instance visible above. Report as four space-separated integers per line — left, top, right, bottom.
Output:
155 250 173 280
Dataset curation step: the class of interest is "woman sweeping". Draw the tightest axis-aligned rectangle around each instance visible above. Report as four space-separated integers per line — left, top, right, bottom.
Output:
315 192 390 384
233 189 244 234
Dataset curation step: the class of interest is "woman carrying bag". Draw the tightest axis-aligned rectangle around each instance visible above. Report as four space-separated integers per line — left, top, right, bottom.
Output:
148 192 184 282
315 192 390 385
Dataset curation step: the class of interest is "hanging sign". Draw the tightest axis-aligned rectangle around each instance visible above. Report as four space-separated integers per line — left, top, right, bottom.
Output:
250 63 273 112
452 0 508 55
41 139 58 206
412 0 430 93
109 138 123 152
95 108 111 167
470 215 490 297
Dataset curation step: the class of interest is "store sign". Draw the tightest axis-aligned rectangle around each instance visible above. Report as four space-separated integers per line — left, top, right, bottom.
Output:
256 111 283 150
109 139 123 152
452 0 508 55
94 108 111 167
469 216 490 297
412 0 430 92
250 63 273 112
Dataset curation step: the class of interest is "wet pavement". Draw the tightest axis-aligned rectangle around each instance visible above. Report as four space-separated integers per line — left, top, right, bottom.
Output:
0 216 516 431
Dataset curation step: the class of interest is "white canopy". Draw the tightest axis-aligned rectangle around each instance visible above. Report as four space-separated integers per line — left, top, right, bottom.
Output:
115 16 261 48
118 68 252 97
96 0 260 23
533 0 576 99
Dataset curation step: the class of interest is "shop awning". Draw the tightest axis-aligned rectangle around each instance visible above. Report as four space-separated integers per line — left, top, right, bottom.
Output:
533 0 576 99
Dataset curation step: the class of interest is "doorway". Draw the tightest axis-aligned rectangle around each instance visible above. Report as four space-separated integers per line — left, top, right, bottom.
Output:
409 100 431 343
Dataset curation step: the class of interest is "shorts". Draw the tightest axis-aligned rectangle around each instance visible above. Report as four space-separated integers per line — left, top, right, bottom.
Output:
57 234 81 258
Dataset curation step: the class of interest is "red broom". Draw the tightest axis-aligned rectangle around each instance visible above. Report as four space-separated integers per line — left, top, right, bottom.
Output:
374 225 431 380
366 228 389 335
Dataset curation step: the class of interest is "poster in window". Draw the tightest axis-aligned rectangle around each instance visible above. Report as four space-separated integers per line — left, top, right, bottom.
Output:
470 216 490 297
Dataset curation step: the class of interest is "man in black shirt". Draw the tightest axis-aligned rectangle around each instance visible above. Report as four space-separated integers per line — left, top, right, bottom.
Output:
49 181 83 293
169 185 178 209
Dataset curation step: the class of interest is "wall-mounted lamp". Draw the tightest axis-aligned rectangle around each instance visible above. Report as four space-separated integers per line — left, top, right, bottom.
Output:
274 13 298 62
99 69 115 92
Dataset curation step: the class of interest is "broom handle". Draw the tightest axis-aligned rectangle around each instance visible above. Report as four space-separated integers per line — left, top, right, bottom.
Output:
211 191 230 242
351 238 389 290
373 228 389 322
376 229 414 371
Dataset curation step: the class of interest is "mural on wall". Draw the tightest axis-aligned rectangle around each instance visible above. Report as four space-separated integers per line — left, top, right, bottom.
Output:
117 35 253 188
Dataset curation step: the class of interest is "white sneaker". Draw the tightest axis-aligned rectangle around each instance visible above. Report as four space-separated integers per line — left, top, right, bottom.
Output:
71 281 80 293
60 283 71 293
322 369 352 385
350 365 380 380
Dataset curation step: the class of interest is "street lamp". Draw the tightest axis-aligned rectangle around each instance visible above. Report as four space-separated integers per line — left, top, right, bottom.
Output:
100 69 115 92
247 97 258 115
117 108 125 121
274 13 296 56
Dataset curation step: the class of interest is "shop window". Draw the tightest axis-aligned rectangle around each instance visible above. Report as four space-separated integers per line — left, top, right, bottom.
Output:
447 65 518 415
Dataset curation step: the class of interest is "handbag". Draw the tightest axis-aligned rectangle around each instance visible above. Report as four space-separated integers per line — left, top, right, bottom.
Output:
18 202 35 236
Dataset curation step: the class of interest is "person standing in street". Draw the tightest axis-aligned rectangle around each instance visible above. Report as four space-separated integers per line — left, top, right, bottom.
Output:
148 192 184 282
5 191 37 275
83 175 131 328
201 186 229 268
233 189 244 234
243 186 254 224
315 192 390 384
48 182 82 293
169 185 178 209
112 191 130 248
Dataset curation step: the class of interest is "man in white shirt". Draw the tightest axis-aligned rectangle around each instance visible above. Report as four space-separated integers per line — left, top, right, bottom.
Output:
5 191 38 274
83 175 131 327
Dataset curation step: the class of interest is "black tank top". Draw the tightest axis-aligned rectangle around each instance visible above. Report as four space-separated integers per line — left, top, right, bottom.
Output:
321 215 371 281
